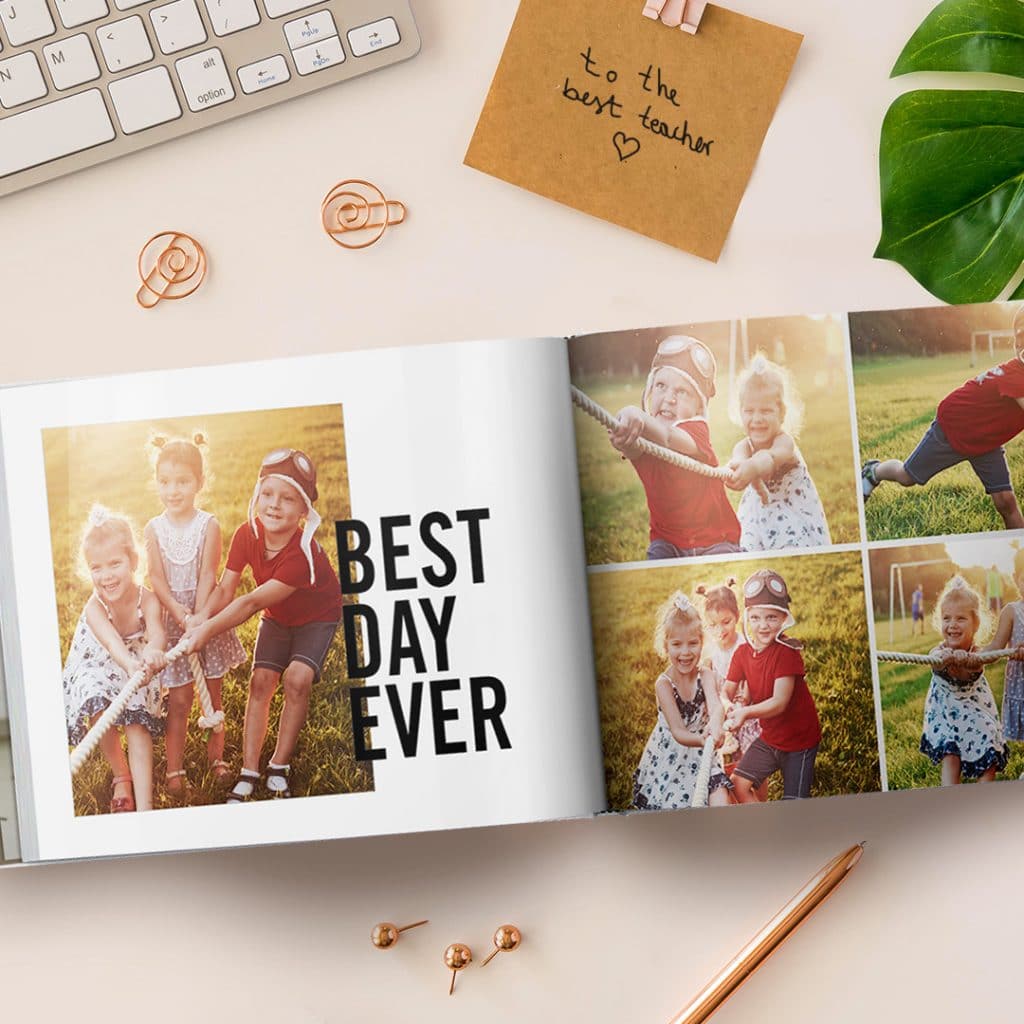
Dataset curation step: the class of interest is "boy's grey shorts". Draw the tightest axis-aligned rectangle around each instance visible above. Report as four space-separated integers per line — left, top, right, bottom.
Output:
253 617 340 682
904 420 1012 494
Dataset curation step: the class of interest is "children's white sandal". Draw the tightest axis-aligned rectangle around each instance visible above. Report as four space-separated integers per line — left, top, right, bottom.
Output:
265 763 291 798
226 768 261 804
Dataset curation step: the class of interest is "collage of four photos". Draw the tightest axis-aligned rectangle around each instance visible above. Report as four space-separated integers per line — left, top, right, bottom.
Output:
568 301 1024 808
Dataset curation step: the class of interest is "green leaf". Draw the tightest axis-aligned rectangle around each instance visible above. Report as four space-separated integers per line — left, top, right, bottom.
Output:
875 89 1024 303
892 0 1024 78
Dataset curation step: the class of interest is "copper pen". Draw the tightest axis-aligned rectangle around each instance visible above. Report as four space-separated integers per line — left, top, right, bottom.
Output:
668 843 865 1024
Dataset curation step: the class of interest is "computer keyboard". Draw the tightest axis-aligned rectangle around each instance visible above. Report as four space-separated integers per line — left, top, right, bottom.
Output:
0 0 419 198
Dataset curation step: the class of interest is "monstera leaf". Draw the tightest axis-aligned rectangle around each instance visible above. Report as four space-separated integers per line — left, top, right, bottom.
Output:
876 0 1024 303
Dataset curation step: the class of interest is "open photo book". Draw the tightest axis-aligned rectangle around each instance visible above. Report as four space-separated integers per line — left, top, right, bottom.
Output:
2 300 1023 865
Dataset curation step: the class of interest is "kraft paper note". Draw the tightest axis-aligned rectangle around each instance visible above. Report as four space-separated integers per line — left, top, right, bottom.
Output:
465 1 802 262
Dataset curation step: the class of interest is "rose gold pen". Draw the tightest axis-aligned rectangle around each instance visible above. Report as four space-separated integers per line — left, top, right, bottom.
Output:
668 843 865 1024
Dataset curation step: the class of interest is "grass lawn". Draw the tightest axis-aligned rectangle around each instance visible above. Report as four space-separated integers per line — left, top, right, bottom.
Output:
855 352 1024 541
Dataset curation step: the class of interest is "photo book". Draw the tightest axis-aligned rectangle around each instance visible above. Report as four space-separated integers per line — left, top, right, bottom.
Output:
2 300 1023 865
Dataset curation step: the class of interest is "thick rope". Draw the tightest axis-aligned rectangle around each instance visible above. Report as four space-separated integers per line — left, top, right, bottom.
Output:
876 647 1017 666
69 637 223 775
189 652 225 733
691 736 717 809
570 385 732 481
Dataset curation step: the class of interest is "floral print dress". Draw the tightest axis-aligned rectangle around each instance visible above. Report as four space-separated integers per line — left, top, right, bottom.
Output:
63 589 165 745
632 672 730 810
737 441 831 552
920 652 1008 779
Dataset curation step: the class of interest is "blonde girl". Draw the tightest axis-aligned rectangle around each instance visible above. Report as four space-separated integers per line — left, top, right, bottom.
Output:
726 354 830 551
63 507 167 813
144 434 246 796
921 576 1008 785
981 552 1024 769
632 592 730 809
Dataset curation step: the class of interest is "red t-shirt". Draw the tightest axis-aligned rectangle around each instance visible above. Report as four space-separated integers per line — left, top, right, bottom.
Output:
226 521 342 627
727 641 821 752
633 419 740 552
936 358 1024 456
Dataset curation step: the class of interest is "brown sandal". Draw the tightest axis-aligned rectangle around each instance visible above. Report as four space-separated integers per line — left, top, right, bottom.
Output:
165 769 188 798
110 774 135 813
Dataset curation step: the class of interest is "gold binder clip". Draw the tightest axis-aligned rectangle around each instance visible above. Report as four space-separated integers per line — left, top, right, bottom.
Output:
136 232 207 308
642 0 708 34
321 179 406 250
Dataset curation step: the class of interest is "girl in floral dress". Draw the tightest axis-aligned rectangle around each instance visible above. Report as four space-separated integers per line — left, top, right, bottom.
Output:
921 576 1008 785
63 507 167 813
633 592 730 809
726 354 830 552
981 550 1024 773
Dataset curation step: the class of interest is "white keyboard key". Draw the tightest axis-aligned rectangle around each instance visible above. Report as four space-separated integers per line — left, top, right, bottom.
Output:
54 0 108 30
202 0 259 37
237 53 288 94
98 16 154 72
284 10 334 50
292 35 343 76
348 17 399 57
43 33 101 90
150 0 206 55
263 0 315 18
174 46 233 111
0 88 113 177
107 64 180 132
112 0 149 9
0 52 47 109
0 0 56 46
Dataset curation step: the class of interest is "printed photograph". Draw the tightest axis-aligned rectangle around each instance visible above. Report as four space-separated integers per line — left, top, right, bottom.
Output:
1 682 17 860
870 536 1024 789
589 550 881 811
568 315 859 566
43 404 374 816
854 301 1024 541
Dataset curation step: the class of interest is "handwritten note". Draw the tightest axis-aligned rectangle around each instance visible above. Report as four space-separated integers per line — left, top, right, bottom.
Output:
465 1 802 261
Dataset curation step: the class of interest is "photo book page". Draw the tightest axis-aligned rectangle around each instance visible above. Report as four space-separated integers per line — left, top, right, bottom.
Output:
0 337 605 863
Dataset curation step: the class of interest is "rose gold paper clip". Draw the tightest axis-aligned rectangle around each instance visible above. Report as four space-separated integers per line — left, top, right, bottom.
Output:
136 232 207 308
321 179 406 249
642 0 708 34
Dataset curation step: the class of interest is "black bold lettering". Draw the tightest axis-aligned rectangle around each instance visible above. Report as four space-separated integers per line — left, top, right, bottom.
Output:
420 511 457 587
386 681 423 757
343 604 380 678
389 601 426 676
419 596 455 672
430 679 466 755
456 508 490 583
381 515 416 591
350 686 385 761
335 519 374 595
470 677 511 751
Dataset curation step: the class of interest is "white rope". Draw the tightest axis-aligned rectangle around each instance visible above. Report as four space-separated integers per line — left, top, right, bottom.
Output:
189 652 225 733
876 647 1017 666
691 736 717 809
68 637 222 776
570 385 732 481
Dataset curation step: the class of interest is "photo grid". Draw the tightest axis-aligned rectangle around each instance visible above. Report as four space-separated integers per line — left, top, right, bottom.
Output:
570 301 1024 808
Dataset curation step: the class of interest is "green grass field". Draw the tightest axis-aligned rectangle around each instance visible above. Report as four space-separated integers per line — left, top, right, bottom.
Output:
572 374 860 566
878 617 1023 789
855 352 1024 540
589 551 881 809
44 405 374 815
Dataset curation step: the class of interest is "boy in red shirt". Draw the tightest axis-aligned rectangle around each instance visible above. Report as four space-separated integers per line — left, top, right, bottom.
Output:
862 313 1024 529
609 335 741 559
185 448 342 803
723 569 821 801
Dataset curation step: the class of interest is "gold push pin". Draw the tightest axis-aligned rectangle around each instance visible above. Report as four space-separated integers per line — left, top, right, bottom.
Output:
136 231 207 308
443 942 472 995
370 919 428 949
321 179 406 249
482 924 522 966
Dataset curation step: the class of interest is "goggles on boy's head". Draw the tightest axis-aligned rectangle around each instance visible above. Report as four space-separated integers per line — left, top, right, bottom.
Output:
646 335 717 407
249 447 322 585
258 448 318 503
741 569 799 644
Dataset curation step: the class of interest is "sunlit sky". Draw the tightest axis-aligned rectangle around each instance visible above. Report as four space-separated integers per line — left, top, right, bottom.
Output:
946 537 1021 577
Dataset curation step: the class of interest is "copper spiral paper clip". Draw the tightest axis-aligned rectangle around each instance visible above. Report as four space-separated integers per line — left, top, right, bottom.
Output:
321 179 406 249
136 232 207 308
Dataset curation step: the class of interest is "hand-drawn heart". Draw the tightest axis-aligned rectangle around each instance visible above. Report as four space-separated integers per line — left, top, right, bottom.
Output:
613 132 641 162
